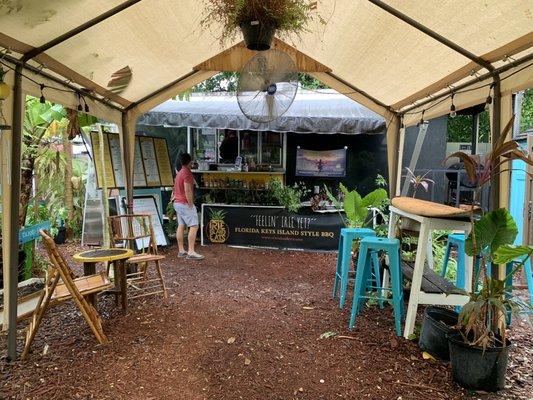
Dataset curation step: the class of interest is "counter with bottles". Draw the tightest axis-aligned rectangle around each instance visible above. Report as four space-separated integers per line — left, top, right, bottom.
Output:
192 170 285 191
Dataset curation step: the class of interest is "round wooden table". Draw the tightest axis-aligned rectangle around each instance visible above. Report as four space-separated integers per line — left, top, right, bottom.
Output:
73 248 134 310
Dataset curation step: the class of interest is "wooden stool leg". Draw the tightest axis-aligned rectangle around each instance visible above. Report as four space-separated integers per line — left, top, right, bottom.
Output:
155 260 168 299
403 223 429 339
83 262 98 308
22 273 60 360
117 260 127 312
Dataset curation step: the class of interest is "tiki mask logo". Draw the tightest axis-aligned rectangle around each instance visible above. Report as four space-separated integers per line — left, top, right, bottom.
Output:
207 209 228 243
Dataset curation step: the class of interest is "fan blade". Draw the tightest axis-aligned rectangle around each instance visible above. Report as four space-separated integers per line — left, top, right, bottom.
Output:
237 49 298 124
266 95 275 121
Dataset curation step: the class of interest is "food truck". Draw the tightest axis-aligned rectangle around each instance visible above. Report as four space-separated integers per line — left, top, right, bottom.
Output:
135 90 389 251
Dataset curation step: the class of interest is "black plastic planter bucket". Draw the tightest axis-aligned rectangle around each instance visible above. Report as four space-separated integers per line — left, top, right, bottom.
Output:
54 226 67 245
419 306 458 360
448 333 511 392
240 22 276 51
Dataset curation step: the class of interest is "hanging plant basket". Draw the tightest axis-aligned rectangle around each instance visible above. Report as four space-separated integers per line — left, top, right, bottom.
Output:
240 21 276 51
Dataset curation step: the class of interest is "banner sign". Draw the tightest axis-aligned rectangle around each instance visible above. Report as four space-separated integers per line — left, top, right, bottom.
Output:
295 148 347 177
202 204 343 251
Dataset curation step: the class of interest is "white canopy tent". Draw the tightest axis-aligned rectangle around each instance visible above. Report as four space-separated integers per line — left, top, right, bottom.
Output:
0 0 532 359
138 90 386 134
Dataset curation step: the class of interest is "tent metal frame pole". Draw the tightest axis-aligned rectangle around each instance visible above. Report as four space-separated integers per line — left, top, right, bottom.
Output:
121 112 134 211
125 70 198 111
368 0 494 72
471 112 479 155
21 0 142 62
7 63 23 361
400 53 533 114
490 75 501 211
326 72 394 113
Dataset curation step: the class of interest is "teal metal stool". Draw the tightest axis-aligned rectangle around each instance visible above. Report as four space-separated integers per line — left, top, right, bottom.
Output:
441 233 467 290
349 236 404 336
333 227 380 309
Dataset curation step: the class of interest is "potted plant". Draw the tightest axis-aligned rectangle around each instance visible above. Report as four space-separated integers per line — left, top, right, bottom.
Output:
325 182 388 254
445 116 533 392
419 306 459 360
200 0 324 50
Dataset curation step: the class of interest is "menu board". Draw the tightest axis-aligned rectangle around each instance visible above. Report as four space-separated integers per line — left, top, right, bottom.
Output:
140 137 161 186
154 138 174 186
108 134 125 187
133 139 148 187
91 131 174 189
91 132 116 188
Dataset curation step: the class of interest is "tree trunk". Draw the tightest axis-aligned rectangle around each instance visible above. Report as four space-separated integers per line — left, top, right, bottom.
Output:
63 131 74 238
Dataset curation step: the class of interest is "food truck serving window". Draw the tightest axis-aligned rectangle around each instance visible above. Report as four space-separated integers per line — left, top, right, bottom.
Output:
240 131 258 162
192 128 216 162
191 129 284 167
261 132 282 166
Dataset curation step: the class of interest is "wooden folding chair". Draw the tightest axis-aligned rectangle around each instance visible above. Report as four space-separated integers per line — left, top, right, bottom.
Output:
108 214 167 304
22 230 112 360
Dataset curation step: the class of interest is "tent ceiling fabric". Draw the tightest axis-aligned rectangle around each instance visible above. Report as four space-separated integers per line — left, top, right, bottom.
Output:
137 90 386 134
0 0 531 114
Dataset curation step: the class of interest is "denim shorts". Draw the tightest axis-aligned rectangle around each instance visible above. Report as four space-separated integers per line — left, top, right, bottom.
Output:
173 203 199 227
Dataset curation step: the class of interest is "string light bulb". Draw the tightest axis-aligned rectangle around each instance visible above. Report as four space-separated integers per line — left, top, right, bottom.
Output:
485 83 494 111
76 92 83 111
81 95 90 113
417 110 425 127
39 84 46 104
450 93 457 118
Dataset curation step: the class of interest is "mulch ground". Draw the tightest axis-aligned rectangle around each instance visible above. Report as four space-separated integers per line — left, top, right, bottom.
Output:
1 243 532 400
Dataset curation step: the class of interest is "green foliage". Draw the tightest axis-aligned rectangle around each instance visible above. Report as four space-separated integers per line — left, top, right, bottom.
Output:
298 73 328 89
266 178 309 213
465 208 517 257
325 183 387 228
432 230 458 280
190 72 327 94
374 174 387 188
164 201 178 237
519 88 533 134
193 71 240 92
493 245 533 265
22 96 89 236
447 111 490 143
444 120 533 348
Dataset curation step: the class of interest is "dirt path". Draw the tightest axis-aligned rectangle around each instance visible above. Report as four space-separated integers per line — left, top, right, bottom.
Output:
1 245 531 399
